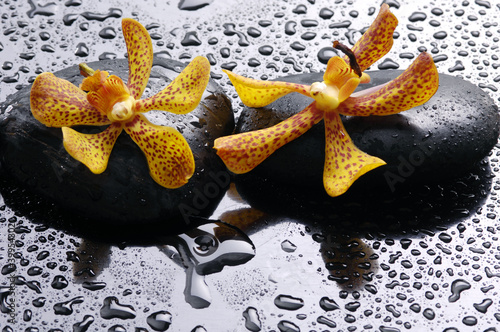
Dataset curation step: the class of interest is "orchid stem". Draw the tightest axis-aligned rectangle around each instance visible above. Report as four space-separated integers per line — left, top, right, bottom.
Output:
79 63 95 77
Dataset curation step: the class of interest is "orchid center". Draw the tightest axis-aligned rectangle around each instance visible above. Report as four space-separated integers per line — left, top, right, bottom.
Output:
109 96 135 122
310 82 340 111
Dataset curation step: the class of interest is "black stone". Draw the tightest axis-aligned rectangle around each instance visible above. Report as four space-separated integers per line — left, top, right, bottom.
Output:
235 70 499 195
0 57 234 234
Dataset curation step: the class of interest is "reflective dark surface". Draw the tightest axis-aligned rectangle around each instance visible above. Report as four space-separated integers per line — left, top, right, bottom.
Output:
1 0 500 331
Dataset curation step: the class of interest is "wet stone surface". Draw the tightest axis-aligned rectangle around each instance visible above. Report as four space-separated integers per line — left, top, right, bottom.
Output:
235 70 499 196
0 56 234 233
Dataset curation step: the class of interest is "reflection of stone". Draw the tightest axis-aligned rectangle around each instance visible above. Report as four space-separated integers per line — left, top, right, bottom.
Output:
0 57 234 230
166 221 255 308
320 236 378 290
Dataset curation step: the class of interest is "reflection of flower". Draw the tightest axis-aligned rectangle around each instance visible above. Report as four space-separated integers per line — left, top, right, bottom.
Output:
30 18 210 189
215 4 439 197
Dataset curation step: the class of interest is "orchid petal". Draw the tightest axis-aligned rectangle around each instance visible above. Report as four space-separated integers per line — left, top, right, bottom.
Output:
62 123 123 174
122 18 153 100
339 77 361 103
347 4 398 72
338 52 439 116
124 114 194 189
223 69 311 108
214 102 323 174
80 70 109 92
30 72 110 127
323 56 360 87
135 56 211 115
323 112 386 197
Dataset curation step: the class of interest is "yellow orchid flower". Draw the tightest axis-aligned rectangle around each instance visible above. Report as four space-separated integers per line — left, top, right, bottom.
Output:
214 4 439 197
30 18 211 189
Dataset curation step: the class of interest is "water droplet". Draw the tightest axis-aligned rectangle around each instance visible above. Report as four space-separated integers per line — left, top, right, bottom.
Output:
247 27 261 38
277 320 300 332
285 21 297 35
107 325 126 332
449 279 471 302
329 20 352 29
462 315 478 326
81 8 122 21
146 310 172 331
27 266 43 276
281 239 297 252
410 303 421 313
473 298 492 313
53 296 84 315
100 296 136 319
243 307 261 332
258 20 272 27
178 0 213 10
181 31 202 46
274 294 304 310
51 275 68 289
73 315 94 332
431 8 444 16
32 297 46 307
99 27 116 39
319 296 340 311
317 315 336 328
0 286 13 314
290 41 306 51
248 58 261 67
258 45 274 56
345 301 360 312
63 13 79 26
364 284 378 294
1 263 16 275
292 4 307 14
301 19 318 27
75 43 89 57
448 60 465 72
378 58 400 70
409 12 427 22
27 0 57 18
319 8 334 19
301 32 316 40
433 31 448 40
423 308 435 320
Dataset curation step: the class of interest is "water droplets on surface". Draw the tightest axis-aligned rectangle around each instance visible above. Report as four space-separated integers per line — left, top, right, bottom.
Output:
274 294 305 310
99 296 136 320
146 310 172 331
281 239 297 252
243 307 262 332
449 279 471 302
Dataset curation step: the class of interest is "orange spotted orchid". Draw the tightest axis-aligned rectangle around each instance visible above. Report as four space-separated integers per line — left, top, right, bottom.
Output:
30 18 210 189
214 4 439 197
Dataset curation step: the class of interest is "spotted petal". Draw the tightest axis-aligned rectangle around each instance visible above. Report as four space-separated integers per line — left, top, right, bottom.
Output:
323 112 385 197
30 73 110 127
222 69 311 108
135 56 210 115
214 102 323 174
337 52 439 116
347 3 398 72
122 18 153 100
124 114 194 189
62 123 123 174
